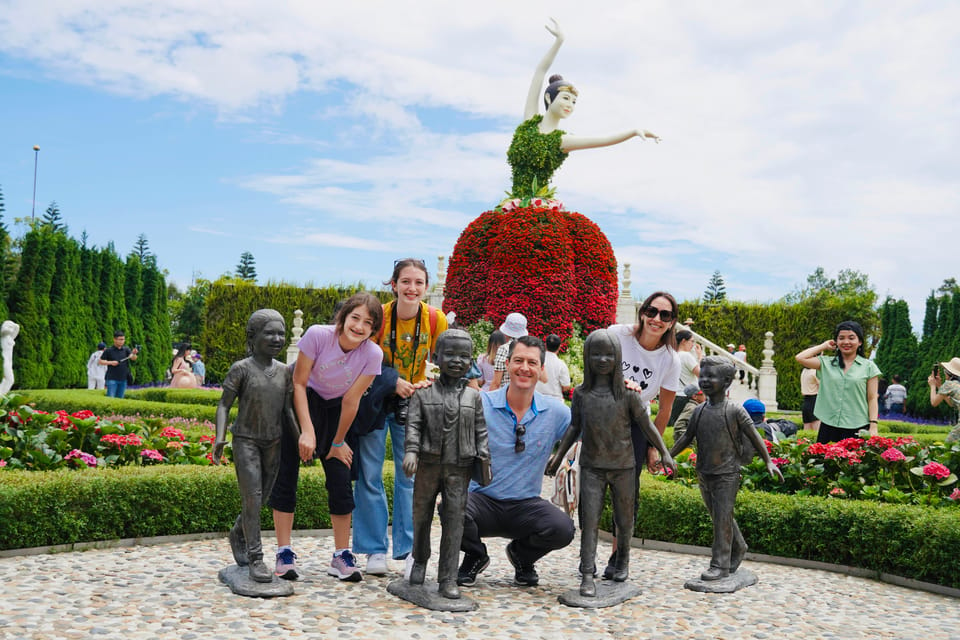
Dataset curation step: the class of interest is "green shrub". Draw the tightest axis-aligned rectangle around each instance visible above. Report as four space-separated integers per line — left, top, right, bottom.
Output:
628 478 960 588
21 389 228 422
0 465 332 550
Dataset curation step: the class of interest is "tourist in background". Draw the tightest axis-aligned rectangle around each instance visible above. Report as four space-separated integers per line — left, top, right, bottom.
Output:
192 353 206 385
478 330 507 391
536 333 571 399
86 341 107 390
169 345 198 389
99 331 137 398
353 258 447 577
795 320 880 443
800 367 821 434
884 375 907 414
929 358 960 443
669 329 701 425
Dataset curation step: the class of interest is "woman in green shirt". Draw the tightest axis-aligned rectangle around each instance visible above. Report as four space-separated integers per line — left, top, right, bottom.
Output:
796 321 880 444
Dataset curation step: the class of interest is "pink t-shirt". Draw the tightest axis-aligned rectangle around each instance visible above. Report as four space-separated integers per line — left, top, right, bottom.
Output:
298 325 382 400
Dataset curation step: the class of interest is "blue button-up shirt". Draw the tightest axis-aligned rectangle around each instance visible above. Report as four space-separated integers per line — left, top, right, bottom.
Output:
471 386 571 500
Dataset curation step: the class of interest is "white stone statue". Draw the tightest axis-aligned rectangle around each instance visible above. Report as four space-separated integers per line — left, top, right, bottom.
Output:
0 320 20 395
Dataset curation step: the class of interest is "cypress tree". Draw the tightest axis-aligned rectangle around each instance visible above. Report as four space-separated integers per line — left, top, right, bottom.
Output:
8 226 56 387
139 257 171 383
48 233 87 387
123 255 145 383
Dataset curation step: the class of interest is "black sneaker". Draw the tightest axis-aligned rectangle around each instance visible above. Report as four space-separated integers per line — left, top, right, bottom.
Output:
457 552 490 586
506 542 539 587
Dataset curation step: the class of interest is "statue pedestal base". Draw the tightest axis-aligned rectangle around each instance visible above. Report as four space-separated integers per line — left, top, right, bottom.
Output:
557 580 641 608
386 578 478 612
218 565 295 598
683 568 758 593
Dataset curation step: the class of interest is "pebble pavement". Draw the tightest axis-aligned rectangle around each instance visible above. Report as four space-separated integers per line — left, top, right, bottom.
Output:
2 481 958 640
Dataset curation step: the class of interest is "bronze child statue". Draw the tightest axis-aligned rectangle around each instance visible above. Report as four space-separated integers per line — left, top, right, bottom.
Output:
402 329 490 600
214 309 299 584
669 356 783 584
547 328 676 598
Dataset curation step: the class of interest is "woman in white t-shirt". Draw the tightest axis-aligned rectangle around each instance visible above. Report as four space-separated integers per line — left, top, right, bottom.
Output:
606 290 680 578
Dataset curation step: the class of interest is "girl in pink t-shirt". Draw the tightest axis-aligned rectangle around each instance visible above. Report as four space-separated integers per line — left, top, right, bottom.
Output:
268 292 383 582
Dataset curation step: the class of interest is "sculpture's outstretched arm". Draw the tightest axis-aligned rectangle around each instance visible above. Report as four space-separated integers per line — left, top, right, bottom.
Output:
524 18 564 121
561 129 660 153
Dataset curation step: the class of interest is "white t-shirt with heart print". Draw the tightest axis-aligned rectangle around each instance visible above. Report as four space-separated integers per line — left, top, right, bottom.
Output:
608 324 681 406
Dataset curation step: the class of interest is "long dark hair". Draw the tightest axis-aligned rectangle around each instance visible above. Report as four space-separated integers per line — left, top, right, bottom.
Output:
633 291 678 351
581 329 624 401
485 329 508 360
832 320 865 368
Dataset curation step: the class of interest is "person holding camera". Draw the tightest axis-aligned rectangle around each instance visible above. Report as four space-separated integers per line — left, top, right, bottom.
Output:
352 258 447 576
99 330 138 398
929 358 960 443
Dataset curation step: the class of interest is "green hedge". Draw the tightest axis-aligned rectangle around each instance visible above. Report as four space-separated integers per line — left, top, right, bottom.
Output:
3 463 956 589
20 389 227 422
0 465 331 551
632 478 960 589
124 387 224 407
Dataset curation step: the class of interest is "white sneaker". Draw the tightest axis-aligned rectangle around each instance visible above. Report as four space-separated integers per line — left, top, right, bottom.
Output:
366 553 389 575
404 554 415 580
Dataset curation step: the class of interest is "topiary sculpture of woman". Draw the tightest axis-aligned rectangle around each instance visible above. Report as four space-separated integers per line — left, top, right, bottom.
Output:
506 18 660 201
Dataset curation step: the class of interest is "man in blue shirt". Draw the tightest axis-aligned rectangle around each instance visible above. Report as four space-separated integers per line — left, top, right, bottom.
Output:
457 335 574 587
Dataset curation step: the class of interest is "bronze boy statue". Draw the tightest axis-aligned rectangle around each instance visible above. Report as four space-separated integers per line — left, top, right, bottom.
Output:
214 309 299 584
402 329 490 600
669 356 783 584
547 329 676 599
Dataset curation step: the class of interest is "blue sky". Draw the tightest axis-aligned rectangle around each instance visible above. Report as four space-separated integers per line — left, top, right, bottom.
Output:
1 2 957 333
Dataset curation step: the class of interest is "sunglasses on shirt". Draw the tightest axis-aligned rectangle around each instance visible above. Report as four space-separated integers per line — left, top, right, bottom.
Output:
641 306 676 322
515 424 526 453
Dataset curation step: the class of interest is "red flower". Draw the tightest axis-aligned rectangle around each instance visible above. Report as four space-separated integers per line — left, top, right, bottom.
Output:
922 462 951 481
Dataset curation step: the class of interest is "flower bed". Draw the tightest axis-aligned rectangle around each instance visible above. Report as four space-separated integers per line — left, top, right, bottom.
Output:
0 394 224 471
670 432 960 507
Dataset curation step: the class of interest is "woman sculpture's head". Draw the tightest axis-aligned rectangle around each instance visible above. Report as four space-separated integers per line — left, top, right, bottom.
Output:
544 74 578 118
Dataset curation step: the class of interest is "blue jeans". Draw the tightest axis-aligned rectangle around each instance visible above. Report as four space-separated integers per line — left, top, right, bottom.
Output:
352 414 414 558
105 379 127 398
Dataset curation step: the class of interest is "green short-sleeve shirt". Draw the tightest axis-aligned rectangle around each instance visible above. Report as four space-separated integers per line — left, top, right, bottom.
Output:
814 355 881 429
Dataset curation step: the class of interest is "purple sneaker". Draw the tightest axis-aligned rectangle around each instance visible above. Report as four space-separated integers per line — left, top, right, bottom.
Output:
327 550 363 582
274 548 299 580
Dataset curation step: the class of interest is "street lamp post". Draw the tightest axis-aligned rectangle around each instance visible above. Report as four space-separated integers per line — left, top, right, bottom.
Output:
31 145 40 220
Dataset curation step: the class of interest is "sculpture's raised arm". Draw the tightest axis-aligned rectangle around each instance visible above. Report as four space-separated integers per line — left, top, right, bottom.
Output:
524 18 565 121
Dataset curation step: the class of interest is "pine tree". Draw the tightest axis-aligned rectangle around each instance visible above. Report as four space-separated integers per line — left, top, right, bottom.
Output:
133 234 151 263
8 228 57 387
235 251 257 282
42 201 66 233
703 270 727 303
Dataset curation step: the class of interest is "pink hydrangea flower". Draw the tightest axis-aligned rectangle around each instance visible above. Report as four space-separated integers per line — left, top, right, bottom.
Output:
881 448 906 462
922 462 951 480
64 449 97 467
140 449 164 462
949 488 960 501
829 487 846 497
0 460 7 468
771 457 789 467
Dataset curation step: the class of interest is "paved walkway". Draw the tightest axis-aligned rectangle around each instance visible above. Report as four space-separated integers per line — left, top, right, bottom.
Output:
2 485 958 640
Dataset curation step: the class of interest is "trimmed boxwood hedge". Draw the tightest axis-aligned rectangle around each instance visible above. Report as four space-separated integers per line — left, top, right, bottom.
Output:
19 389 228 422
631 478 960 589
0 465 332 550
2 464 956 589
